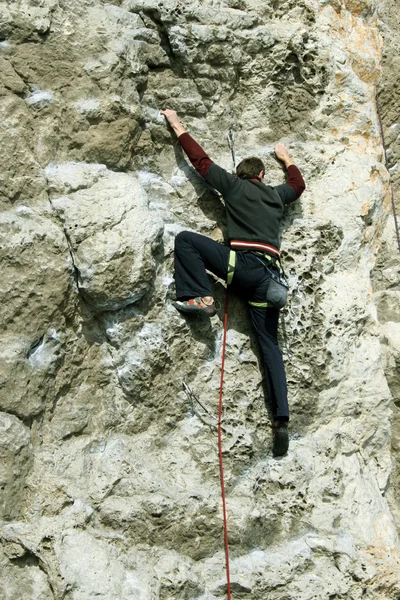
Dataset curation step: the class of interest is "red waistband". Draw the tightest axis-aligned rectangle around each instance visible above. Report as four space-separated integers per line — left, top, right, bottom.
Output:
230 240 281 258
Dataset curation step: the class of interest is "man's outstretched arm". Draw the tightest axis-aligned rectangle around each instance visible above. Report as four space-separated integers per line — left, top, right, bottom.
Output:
162 109 212 179
274 143 305 202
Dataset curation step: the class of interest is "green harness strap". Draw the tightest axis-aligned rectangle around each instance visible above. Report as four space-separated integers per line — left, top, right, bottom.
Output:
248 300 273 308
227 249 273 308
227 250 236 285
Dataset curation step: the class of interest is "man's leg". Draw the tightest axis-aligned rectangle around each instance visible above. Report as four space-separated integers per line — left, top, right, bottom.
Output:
174 230 230 303
249 304 289 456
249 305 289 421
226 252 289 422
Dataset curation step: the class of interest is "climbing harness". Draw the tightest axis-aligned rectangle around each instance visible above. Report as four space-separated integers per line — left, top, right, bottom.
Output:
227 249 289 309
376 93 400 253
230 239 281 257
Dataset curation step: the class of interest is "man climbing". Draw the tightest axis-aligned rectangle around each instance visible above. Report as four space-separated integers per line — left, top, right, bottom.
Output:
162 109 305 457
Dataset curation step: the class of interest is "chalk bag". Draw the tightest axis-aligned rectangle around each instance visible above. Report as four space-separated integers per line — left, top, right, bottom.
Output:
266 270 289 309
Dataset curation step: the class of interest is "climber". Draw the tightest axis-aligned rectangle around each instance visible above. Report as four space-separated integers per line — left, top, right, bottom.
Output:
162 109 305 457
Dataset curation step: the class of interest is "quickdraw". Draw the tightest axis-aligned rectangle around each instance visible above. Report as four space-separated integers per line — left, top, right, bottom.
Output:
182 379 218 424
227 127 236 173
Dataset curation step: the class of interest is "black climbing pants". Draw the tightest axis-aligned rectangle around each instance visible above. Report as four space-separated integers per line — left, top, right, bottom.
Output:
174 230 289 421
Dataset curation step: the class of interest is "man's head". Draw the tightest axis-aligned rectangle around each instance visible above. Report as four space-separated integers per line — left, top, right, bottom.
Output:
236 157 265 180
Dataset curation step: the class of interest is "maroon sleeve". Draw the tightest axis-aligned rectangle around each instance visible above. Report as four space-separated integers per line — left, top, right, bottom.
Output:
178 132 212 179
287 165 306 199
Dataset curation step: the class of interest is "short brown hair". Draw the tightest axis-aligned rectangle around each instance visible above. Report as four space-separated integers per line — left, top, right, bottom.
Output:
236 157 265 179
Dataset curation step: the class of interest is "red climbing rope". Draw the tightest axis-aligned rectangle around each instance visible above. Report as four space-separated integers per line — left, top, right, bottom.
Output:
218 290 231 599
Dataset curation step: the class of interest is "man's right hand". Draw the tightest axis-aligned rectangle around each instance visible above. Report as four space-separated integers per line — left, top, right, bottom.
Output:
161 109 180 126
274 143 294 168
161 109 186 137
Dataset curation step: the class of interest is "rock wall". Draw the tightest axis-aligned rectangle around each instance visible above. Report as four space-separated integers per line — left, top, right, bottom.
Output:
372 0 400 544
0 0 399 598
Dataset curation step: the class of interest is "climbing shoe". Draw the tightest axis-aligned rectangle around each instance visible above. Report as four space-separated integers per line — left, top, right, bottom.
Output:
273 421 289 457
172 297 216 316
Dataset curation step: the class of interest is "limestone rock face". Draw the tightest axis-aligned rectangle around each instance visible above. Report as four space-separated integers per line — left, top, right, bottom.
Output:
0 413 32 520
372 0 400 542
0 0 399 599
46 163 164 311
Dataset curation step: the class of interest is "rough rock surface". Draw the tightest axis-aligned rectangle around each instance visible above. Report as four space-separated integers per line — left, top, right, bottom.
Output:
372 0 400 543
0 0 399 599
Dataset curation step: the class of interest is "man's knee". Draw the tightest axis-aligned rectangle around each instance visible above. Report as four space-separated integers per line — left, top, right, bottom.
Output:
175 230 193 249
